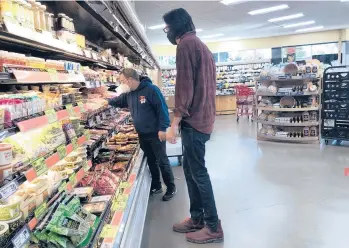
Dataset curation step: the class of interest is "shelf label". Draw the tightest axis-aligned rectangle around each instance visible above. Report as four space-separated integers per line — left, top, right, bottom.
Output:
47 69 58 82
58 181 67 192
57 144 66 160
69 173 76 186
34 201 47 220
100 225 118 239
71 137 78 150
0 180 18 200
32 157 47 177
66 104 75 117
12 224 31 248
78 102 85 113
45 109 57 123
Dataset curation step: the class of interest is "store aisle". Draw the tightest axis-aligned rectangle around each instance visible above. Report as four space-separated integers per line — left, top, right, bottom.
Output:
142 116 349 248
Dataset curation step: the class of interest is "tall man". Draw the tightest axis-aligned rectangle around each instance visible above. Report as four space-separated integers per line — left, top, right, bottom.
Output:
109 68 176 201
164 8 224 244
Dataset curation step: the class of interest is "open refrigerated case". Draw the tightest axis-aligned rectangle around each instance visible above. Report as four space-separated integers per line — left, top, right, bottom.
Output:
0 1 156 247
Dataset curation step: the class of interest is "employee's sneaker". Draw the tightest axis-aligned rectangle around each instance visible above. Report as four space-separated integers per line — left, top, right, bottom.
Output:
162 186 177 201
186 220 224 244
150 187 163 195
173 217 204 233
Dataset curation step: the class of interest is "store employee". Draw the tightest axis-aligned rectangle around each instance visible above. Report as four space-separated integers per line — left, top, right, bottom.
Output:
108 68 176 201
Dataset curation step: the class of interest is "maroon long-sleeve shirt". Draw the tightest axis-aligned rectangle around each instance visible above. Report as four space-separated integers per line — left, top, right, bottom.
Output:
174 31 216 134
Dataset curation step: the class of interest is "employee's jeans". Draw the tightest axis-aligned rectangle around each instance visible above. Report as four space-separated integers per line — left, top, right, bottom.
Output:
181 125 219 231
139 133 175 191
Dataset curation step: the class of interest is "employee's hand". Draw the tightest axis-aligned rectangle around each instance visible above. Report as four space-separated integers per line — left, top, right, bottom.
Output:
166 126 177 144
158 131 166 142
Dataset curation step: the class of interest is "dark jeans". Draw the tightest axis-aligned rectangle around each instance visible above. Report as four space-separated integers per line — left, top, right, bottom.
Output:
139 133 175 191
181 124 219 231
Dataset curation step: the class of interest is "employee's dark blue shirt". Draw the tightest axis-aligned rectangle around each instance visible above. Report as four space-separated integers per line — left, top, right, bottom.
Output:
108 77 170 135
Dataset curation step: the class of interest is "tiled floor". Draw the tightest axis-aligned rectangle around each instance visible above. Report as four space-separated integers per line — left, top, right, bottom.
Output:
141 116 349 248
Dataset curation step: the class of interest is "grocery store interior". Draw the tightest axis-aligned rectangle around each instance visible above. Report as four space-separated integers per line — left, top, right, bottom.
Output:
0 0 349 248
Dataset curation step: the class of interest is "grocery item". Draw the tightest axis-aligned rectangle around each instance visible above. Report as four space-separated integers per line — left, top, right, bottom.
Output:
0 195 21 221
83 202 107 214
0 222 9 246
1 211 22 231
0 143 12 166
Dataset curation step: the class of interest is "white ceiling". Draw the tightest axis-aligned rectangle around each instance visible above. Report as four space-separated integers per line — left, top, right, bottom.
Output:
134 1 349 45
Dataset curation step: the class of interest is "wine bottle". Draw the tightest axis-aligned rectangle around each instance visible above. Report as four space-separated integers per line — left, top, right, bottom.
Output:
297 116 300 123
293 117 296 123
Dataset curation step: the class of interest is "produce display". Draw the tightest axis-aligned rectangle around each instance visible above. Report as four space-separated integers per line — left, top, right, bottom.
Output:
0 1 155 247
256 62 322 143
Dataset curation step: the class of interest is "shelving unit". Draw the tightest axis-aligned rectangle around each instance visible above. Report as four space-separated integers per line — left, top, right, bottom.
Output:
0 1 157 247
321 66 349 145
256 73 321 143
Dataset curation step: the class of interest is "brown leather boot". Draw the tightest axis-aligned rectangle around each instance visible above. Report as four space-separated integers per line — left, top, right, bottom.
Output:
173 218 204 233
186 220 224 244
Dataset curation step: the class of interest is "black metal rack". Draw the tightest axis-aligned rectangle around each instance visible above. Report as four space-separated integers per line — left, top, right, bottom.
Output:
321 66 349 144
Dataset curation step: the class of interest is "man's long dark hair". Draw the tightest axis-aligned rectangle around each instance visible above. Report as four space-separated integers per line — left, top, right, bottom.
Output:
163 8 195 39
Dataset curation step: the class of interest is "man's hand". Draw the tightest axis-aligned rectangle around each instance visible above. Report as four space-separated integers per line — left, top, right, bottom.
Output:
166 126 177 144
158 131 166 142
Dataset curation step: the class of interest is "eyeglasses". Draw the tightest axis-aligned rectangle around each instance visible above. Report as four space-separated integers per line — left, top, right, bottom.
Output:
163 26 170 33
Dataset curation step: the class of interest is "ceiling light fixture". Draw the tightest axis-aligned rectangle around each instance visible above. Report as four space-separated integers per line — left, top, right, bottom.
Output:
221 0 247 5
148 24 165 30
196 29 203 32
340 0 349 2
283 21 315 28
268 13 304 22
296 26 324 32
201 34 224 39
248 4 289 15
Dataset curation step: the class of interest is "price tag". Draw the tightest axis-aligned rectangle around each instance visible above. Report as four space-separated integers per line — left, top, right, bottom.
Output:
45 109 57 123
69 173 76 186
47 69 59 82
66 104 75 117
112 200 127 212
32 157 47 177
57 145 66 160
11 225 30 248
100 225 118 239
96 115 101 124
119 182 131 189
78 102 85 113
71 137 78 150
0 180 18 199
34 201 47 220
58 181 67 192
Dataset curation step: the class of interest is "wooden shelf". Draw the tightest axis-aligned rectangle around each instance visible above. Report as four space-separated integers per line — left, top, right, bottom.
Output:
256 120 319 126
257 134 319 143
256 91 319 96
257 106 319 112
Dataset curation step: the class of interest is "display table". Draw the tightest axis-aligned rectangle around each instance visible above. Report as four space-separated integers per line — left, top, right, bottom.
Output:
216 94 236 115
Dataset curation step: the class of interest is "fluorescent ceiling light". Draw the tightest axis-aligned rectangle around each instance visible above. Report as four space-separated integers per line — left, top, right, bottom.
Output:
283 21 315 28
196 29 203 32
221 0 247 5
340 0 349 2
268 13 304 23
201 34 224 39
248 4 289 15
148 24 165 30
296 26 324 32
